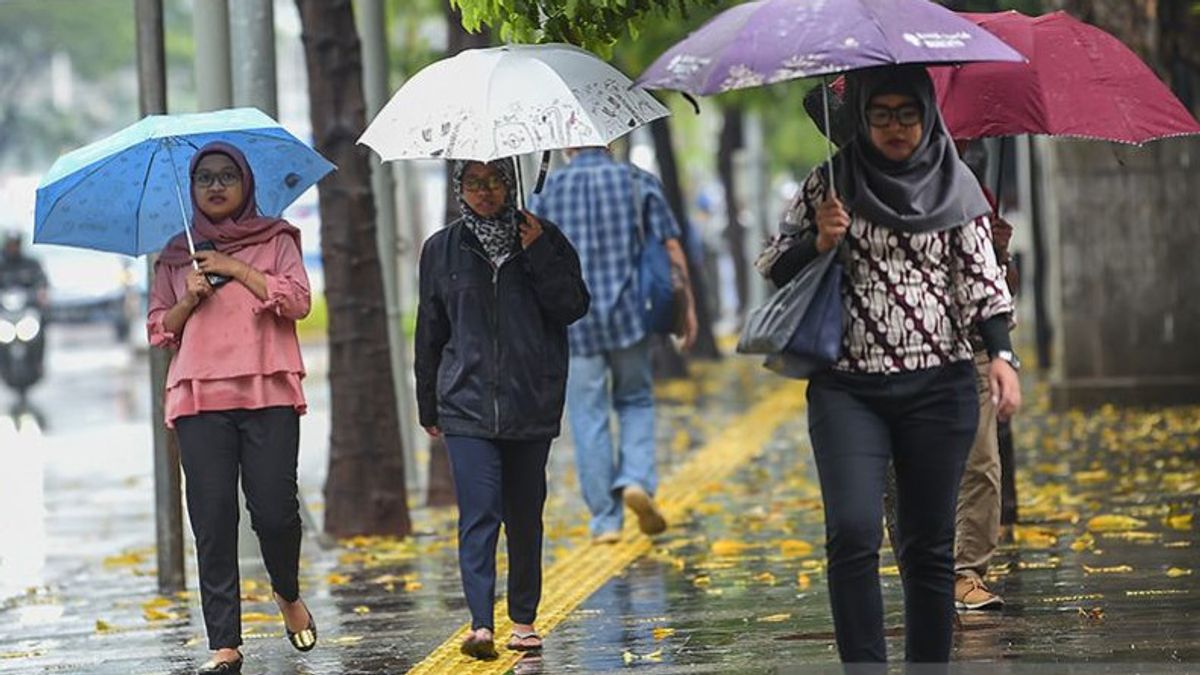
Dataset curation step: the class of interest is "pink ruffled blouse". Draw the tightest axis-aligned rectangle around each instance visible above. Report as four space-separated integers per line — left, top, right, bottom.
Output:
146 233 310 427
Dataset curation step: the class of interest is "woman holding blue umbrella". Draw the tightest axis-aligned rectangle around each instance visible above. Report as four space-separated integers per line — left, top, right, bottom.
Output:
147 141 316 674
758 66 1021 664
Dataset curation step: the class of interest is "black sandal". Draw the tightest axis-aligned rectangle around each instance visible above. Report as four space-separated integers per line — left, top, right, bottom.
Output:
197 653 242 674
286 608 318 652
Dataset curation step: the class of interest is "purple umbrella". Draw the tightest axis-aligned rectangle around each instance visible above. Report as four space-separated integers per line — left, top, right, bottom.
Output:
637 0 1025 96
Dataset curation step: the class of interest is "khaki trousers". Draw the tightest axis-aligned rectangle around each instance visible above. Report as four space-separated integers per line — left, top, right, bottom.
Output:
954 352 1001 580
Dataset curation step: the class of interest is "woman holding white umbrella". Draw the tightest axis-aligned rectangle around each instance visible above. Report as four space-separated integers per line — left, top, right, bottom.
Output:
414 157 589 659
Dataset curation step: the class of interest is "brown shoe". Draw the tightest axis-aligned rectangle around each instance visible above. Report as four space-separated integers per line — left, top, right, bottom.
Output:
622 485 667 535
955 576 1004 611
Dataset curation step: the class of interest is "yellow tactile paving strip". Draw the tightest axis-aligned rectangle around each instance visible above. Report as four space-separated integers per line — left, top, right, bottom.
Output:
407 379 808 675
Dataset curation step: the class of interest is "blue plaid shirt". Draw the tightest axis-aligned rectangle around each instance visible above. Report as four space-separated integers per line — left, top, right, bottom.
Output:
529 150 680 356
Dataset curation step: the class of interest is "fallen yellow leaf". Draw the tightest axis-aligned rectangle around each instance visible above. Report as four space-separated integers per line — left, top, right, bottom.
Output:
779 539 815 558
1082 564 1134 575
711 540 752 556
325 573 351 586
1166 514 1193 531
753 571 777 585
880 565 901 576
757 613 792 623
1087 515 1148 532
692 575 711 587
652 626 675 640
95 620 115 633
240 612 279 623
1070 533 1095 552
797 573 812 590
353 605 371 614
1166 567 1192 578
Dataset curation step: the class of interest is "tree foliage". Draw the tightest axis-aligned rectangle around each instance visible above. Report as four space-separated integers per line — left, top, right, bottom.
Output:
450 0 719 56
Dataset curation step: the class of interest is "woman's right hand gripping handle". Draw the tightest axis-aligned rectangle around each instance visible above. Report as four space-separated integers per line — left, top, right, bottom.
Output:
815 195 850 254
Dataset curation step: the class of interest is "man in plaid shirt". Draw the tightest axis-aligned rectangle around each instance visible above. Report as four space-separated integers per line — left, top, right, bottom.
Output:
530 147 696 542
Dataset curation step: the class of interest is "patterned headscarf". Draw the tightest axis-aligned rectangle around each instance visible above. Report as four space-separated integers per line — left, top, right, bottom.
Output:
452 159 519 263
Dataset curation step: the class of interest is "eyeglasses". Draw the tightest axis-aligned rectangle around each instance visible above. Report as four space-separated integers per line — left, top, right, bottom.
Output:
865 104 923 128
193 169 243 188
462 176 506 193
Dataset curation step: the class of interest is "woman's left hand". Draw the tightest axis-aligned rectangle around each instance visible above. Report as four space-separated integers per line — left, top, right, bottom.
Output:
193 250 245 279
518 211 543 249
988 358 1022 422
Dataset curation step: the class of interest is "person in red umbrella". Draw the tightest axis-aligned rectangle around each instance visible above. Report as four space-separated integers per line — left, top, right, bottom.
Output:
759 65 1020 664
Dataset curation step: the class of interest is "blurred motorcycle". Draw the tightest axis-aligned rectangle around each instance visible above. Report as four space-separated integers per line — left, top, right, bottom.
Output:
0 286 45 399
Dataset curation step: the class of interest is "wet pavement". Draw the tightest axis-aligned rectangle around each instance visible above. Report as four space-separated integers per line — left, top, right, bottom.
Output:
0 329 1197 674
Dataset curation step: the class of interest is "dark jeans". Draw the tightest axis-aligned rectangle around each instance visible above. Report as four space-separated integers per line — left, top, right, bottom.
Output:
807 362 977 664
175 406 302 650
445 435 551 631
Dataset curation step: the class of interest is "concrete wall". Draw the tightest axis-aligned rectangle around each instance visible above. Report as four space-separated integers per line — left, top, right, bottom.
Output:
1041 136 1200 407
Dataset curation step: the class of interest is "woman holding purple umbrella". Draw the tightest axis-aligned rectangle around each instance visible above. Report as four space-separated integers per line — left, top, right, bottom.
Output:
147 142 316 674
757 65 1021 664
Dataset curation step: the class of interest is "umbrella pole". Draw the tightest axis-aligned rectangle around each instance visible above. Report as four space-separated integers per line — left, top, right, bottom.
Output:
533 150 552 194
994 137 1006 216
514 155 526 211
164 140 200 269
822 76 836 198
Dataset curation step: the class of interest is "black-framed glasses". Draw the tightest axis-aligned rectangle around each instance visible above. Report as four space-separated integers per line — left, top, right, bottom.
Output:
865 105 922 128
462 176 506 193
193 169 243 188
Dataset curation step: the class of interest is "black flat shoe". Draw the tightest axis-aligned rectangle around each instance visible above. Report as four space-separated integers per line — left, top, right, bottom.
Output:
286 608 317 652
197 654 242 674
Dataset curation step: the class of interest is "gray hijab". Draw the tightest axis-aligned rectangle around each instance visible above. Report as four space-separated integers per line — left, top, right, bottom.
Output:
833 65 990 234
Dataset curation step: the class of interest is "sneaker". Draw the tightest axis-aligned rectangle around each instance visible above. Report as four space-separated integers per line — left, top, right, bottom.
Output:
622 485 667 535
591 531 620 545
955 576 1004 611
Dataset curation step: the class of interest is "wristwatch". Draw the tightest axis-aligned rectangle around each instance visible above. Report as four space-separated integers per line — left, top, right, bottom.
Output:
993 349 1021 372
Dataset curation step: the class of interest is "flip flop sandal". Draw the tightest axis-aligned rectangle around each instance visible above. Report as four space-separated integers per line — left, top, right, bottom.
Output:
507 630 543 652
461 632 498 660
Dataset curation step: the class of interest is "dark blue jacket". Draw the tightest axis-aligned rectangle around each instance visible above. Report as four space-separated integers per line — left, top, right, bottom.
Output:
414 218 590 440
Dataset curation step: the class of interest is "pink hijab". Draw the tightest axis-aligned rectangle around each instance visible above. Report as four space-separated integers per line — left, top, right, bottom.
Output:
158 141 300 266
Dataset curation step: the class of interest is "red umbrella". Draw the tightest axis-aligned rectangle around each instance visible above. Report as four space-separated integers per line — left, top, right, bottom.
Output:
930 10 1200 144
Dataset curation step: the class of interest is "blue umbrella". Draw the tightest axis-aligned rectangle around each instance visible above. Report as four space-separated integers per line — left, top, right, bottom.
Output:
34 107 334 257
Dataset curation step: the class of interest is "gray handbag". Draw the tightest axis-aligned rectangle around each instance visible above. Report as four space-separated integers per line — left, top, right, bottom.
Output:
736 246 838 356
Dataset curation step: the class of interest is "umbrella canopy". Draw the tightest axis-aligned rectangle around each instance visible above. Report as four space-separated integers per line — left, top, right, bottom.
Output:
636 0 1025 96
930 11 1200 144
35 108 334 257
359 43 670 162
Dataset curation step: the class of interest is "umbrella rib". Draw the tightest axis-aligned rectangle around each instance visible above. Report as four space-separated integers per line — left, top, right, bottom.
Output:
133 140 167 247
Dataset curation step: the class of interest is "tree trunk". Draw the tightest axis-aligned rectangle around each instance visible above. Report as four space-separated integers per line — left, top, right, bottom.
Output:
426 0 492 507
297 0 412 537
718 105 749 320
650 117 721 362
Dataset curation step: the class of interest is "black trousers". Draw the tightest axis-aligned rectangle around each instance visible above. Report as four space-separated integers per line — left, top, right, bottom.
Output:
445 435 551 632
175 406 302 650
807 362 977 664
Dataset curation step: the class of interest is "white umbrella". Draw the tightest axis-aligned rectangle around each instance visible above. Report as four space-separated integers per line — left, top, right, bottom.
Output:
358 43 670 163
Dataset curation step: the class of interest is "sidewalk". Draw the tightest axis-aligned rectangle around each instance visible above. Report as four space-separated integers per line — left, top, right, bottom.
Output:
1 354 1197 674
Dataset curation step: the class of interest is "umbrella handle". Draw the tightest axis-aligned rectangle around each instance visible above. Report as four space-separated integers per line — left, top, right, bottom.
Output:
533 150 551 194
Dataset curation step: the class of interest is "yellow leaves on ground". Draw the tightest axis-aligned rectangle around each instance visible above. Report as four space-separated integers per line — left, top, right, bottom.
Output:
1166 567 1192 578
330 636 364 645
778 539 815 558
1074 469 1110 485
1082 564 1134 575
1070 532 1096 552
141 597 180 622
325 572 351 586
879 565 901 577
0 650 45 660
756 612 792 623
353 605 371 614
797 572 812 590
1166 514 1193 531
1013 525 1058 550
752 571 777 585
710 540 753 557
94 619 115 633
102 548 153 569
1087 514 1148 532
652 626 675 640
240 612 281 623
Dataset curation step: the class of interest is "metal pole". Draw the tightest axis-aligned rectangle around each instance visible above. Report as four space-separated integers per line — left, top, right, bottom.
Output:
136 0 185 595
228 0 277 115
356 0 420 490
194 0 233 111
